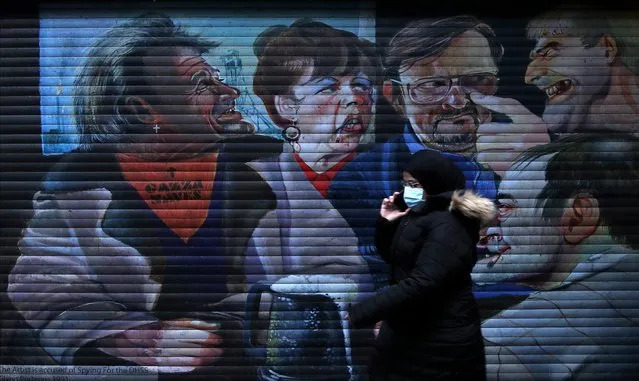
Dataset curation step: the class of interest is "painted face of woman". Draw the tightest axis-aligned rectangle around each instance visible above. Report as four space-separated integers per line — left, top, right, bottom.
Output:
290 67 374 155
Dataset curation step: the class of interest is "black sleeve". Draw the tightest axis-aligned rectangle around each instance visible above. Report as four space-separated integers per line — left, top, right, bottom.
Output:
374 216 400 264
349 217 468 328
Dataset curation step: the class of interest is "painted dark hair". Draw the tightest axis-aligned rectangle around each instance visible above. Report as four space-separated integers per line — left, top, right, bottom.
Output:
516 134 639 250
252 18 381 128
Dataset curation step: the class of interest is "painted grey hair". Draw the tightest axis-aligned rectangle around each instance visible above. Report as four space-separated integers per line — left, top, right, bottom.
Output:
526 4 611 48
384 15 504 80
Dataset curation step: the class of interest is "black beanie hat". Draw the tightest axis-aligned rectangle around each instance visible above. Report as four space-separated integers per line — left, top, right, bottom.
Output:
404 150 466 195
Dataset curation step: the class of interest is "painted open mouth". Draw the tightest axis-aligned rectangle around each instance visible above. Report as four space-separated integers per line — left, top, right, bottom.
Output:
544 79 574 102
212 104 242 125
448 113 478 126
337 116 365 134
334 116 365 143
484 246 510 268
208 101 256 134
477 232 512 268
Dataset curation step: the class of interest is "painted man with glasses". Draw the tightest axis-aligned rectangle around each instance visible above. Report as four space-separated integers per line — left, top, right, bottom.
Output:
330 15 550 290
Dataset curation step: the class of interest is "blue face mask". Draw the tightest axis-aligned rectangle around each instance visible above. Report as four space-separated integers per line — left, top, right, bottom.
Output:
403 186 426 210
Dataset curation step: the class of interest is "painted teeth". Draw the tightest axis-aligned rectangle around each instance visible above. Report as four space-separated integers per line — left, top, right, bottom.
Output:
545 80 572 98
545 86 559 97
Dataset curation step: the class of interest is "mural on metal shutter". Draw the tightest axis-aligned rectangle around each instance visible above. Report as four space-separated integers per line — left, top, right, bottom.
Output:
1 2 638 381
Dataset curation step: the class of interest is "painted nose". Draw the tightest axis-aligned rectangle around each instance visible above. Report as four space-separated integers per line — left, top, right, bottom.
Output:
340 88 364 109
525 60 545 86
217 84 240 102
442 86 469 111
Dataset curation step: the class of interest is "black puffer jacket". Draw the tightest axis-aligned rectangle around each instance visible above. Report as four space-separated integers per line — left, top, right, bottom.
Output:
349 189 496 381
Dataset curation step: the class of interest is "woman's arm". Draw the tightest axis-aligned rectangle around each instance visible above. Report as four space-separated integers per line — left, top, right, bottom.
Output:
374 216 400 263
350 216 468 328
374 191 409 263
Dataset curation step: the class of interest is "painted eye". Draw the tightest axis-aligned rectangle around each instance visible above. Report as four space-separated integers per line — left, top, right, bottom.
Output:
352 78 372 93
418 79 448 89
191 70 209 83
315 85 339 95
541 48 558 60
190 70 215 94
212 72 226 84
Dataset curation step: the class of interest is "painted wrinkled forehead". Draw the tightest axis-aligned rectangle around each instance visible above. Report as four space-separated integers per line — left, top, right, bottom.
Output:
398 29 498 76
139 47 218 87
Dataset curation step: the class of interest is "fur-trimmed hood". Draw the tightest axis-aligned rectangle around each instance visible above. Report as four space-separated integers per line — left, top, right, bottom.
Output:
447 189 497 228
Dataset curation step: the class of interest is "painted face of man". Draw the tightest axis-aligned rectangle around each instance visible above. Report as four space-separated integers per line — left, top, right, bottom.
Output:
139 46 255 153
396 30 498 155
525 34 611 134
472 155 564 285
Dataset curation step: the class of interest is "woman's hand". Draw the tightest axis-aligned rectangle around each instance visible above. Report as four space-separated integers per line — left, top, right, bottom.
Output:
380 192 410 222
346 313 382 339
374 321 383 338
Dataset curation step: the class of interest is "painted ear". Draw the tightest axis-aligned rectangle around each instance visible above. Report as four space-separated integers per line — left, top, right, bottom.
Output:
382 80 406 118
599 35 618 64
122 96 158 125
559 193 600 245
274 95 300 122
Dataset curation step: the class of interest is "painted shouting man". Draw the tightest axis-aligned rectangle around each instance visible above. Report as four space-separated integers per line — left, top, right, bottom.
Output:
8 13 277 375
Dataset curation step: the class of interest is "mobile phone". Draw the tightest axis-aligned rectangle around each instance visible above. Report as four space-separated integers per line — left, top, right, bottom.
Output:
393 189 408 211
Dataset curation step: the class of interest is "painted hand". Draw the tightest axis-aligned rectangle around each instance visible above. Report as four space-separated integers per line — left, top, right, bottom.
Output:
471 92 550 178
97 319 223 373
